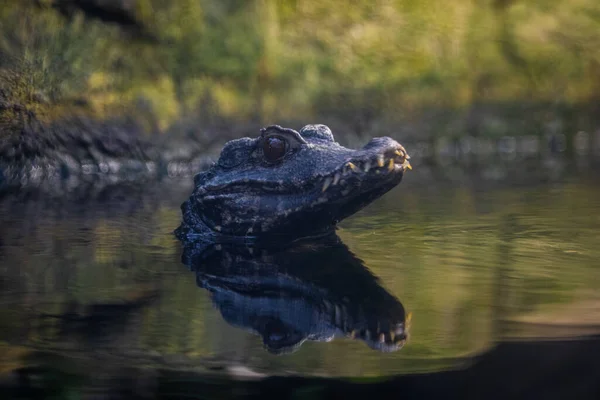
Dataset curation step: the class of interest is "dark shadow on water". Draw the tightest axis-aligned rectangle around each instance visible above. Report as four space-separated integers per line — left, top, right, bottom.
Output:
3 335 600 399
180 234 408 354
36 291 160 348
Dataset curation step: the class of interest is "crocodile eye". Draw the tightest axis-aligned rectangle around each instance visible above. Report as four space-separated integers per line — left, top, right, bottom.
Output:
263 136 287 163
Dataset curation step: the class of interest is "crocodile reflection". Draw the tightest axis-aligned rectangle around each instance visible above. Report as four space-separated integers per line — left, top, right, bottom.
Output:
181 234 408 354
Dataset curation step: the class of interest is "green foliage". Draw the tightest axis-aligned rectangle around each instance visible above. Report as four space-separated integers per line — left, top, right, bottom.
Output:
0 2 120 101
1 0 599 134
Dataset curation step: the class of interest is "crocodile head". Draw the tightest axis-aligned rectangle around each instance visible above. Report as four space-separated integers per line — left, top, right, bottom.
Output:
178 124 410 238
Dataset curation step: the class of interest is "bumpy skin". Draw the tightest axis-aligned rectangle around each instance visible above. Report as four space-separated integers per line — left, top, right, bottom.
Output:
181 234 408 354
177 124 410 240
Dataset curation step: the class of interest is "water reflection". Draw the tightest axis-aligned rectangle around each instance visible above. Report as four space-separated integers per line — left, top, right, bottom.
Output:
1 178 599 379
36 291 160 348
180 234 408 354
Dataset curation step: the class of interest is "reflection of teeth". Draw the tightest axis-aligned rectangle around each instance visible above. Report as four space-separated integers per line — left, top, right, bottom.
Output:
335 305 342 325
347 162 358 172
322 177 333 192
379 333 385 343
364 160 371 172
377 155 384 167
349 330 356 339
387 158 394 171
333 172 341 186
390 331 395 341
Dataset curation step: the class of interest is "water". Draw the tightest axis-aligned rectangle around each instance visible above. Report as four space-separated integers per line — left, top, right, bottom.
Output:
1 170 600 388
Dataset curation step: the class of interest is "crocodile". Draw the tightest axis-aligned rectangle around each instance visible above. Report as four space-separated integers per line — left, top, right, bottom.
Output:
181 234 409 354
177 124 410 240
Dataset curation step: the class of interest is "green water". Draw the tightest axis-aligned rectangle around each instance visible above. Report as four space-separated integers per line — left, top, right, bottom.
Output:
1 174 600 379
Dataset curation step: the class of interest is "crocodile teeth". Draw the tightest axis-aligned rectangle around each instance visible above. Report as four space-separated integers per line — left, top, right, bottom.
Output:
332 172 341 186
322 177 333 192
363 160 371 172
403 159 412 170
377 155 385 167
396 149 411 161
387 158 394 171
346 162 358 172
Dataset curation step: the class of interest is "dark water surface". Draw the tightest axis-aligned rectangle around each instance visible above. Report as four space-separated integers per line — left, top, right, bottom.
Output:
1 168 600 392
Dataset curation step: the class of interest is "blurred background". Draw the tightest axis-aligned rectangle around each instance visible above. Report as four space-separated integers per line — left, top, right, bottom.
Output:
1 1 600 398
2 0 600 178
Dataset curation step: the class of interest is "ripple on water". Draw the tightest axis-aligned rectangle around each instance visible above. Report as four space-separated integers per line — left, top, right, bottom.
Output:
0 179 600 377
